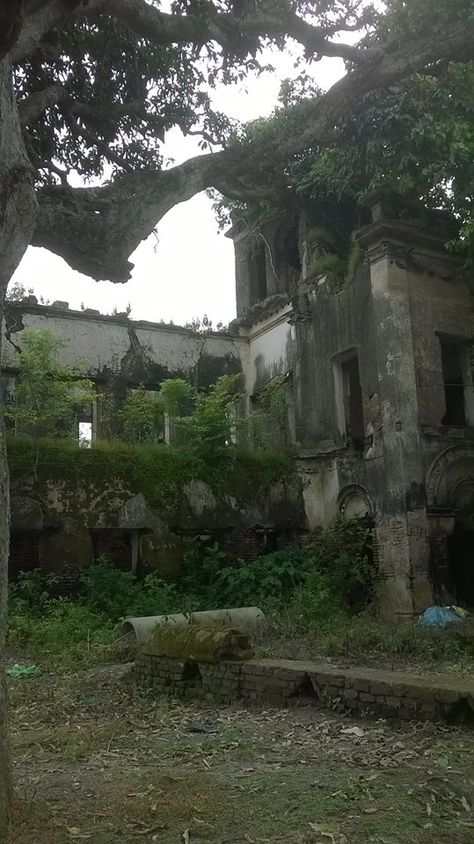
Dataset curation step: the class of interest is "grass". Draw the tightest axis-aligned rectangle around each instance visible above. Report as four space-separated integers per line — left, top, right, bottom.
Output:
7 558 473 675
8 598 474 677
259 611 474 675
8 663 474 844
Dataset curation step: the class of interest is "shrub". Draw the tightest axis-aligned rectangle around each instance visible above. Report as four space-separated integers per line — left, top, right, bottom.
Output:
81 561 180 619
7 518 376 664
176 539 228 609
8 563 181 665
303 518 375 612
213 548 306 610
8 569 54 617
8 596 116 666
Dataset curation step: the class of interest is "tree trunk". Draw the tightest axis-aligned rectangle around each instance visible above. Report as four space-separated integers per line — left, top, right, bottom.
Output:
0 54 38 838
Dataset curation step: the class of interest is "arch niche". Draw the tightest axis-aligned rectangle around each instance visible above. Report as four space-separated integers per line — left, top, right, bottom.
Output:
426 444 474 513
338 484 373 521
426 444 474 606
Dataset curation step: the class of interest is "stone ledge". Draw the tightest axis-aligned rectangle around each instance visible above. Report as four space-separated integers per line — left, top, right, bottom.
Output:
135 655 474 725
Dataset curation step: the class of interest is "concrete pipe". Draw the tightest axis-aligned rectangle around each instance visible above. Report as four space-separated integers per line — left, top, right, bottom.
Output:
120 606 266 645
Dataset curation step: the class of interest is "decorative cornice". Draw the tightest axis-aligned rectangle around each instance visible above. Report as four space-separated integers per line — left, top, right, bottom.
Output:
356 220 460 263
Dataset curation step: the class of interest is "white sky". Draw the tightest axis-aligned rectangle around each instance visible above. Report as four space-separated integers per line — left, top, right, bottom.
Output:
12 48 345 326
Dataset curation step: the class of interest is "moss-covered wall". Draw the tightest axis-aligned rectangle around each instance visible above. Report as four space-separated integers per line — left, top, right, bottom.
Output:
8 437 305 578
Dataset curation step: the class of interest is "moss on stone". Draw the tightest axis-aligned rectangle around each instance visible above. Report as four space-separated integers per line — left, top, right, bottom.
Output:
7 435 294 515
146 625 254 662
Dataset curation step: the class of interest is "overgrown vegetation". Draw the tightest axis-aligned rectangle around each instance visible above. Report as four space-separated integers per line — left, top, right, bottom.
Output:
5 330 93 442
7 329 291 452
7 434 293 512
7 519 371 663
6 328 294 501
8 518 472 670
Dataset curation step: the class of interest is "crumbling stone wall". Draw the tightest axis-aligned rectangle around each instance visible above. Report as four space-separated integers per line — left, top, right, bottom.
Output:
8 439 305 579
135 654 474 725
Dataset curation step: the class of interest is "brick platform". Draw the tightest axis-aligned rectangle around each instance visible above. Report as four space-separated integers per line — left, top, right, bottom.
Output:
134 653 474 724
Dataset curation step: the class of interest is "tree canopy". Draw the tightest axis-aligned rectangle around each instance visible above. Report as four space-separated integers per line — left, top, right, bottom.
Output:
216 58 474 268
2 0 473 286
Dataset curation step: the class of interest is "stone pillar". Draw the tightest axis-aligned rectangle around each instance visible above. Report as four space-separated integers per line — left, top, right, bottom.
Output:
359 223 433 616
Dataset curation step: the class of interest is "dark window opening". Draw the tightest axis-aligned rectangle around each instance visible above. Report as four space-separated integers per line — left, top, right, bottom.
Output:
248 244 267 304
447 528 474 608
8 530 42 580
9 531 41 579
341 355 364 452
283 227 301 274
91 529 134 572
441 342 466 426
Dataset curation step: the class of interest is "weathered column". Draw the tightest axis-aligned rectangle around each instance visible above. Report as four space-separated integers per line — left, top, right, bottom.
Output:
358 213 433 616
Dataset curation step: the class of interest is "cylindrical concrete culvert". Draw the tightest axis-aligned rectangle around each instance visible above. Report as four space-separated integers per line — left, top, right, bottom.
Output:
120 607 266 645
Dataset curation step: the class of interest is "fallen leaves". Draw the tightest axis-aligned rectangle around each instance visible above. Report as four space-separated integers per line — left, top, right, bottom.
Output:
308 822 347 844
8 660 474 844
67 827 92 839
341 726 365 738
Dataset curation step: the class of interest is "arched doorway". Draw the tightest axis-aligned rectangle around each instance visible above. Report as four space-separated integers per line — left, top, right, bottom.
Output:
426 445 474 608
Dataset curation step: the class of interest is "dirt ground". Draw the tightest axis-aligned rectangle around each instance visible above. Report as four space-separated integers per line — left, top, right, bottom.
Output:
7 661 474 844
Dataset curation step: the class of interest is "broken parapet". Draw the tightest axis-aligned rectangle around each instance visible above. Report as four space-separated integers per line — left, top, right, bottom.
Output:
120 606 266 645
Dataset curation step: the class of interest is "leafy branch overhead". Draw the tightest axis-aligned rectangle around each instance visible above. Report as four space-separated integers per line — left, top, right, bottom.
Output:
2 0 474 282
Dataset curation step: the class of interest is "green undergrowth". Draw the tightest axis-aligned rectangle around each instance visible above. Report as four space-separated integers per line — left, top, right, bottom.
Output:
7 518 473 671
265 610 474 672
7 434 294 509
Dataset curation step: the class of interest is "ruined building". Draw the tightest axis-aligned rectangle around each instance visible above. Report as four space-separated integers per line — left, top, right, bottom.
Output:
2 197 474 615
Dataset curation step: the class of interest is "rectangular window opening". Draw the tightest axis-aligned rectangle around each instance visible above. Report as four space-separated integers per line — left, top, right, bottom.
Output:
441 341 466 427
335 353 364 453
79 420 92 447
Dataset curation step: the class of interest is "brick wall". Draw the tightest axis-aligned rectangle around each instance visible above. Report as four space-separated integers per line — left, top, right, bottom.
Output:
10 531 41 578
134 654 474 725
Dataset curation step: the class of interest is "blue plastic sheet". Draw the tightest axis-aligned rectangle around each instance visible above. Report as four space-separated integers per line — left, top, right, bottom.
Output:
419 606 465 628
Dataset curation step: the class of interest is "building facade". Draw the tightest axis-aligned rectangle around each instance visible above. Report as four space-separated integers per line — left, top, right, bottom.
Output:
229 199 474 615
2 199 473 614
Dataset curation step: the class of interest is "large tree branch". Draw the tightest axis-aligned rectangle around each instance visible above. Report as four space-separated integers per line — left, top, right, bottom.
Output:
12 0 84 61
251 20 474 166
18 83 68 125
33 153 223 282
13 0 376 64
33 149 281 281
32 18 474 285
0 0 25 60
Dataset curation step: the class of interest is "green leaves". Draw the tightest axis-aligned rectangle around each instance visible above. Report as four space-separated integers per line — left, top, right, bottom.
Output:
121 386 163 445
7 330 94 441
228 54 474 269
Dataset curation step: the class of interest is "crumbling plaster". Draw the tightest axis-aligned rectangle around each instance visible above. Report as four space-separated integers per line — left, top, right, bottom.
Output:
4 204 474 617
1 303 248 388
